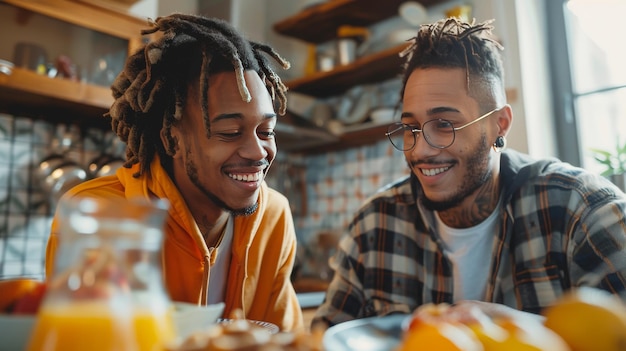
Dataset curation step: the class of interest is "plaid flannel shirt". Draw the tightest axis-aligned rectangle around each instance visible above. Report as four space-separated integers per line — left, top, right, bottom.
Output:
314 149 626 327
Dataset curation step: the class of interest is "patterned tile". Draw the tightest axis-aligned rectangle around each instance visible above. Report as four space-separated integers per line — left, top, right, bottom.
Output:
0 189 8 214
0 164 9 191
32 120 55 145
0 113 12 139
9 166 30 190
27 192 50 216
8 190 29 214
26 215 52 238
1 261 28 277
10 140 31 166
0 115 59 279
0 140 11 164
13 117 33 143
7 214 27 239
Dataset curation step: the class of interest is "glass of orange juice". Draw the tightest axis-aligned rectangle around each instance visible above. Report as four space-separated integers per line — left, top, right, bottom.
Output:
27 196 175 351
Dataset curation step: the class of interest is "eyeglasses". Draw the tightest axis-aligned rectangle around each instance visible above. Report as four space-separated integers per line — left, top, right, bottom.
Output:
385 107 501 151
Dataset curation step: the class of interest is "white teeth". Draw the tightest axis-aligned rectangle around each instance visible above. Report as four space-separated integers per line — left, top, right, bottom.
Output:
228 171 263 182
421 167 450 176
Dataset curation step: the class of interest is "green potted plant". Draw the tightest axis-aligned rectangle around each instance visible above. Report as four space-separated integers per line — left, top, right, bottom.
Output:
590 140 626 192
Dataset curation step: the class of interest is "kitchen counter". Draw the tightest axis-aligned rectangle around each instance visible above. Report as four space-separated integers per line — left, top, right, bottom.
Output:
297 291 325 309
297 291 325 331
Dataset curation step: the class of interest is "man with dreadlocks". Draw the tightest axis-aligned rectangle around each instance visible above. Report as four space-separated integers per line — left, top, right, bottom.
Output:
44 14 304 331
313 17 626 328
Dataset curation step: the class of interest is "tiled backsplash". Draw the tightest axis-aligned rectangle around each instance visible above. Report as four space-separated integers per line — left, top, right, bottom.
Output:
279 140 410 279
0 112 409 280
0 113 123 279
286 140 410 243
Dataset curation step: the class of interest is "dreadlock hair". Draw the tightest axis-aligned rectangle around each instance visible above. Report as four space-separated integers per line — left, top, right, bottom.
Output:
105 13 291 178
399 17 505 111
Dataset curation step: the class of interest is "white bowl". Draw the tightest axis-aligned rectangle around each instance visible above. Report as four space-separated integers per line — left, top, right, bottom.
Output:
370 107 396 124
0 59 14 75
0 314 36 351
172 302 225 340
215 318 279 334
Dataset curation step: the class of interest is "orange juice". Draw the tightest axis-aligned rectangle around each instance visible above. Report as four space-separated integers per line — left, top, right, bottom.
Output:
26 301 175 351
133 306 177 351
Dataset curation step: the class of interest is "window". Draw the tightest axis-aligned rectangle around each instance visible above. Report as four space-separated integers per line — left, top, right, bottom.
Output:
549 0 626 174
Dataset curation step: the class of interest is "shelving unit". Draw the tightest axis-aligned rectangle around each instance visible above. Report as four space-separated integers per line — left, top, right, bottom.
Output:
0 66 111 127
274 0 447 153
285 43 408 98
273 0 444 44
0 0 150 127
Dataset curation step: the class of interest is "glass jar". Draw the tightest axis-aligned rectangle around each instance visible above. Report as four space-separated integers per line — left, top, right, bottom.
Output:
27 196 175 351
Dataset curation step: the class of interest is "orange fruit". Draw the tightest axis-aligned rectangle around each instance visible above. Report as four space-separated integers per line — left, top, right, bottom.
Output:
398 320 484 351
480 317 569 351
543 287 626 351
12 282 47 314
461 306 570 351
0 278 44 313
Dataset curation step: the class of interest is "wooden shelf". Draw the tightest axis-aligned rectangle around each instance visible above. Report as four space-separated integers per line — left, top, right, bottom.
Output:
2 0 151 53
0 67 111 127
273 0 445 44
301 120 390 154
273 111 338 151
0 0 153 127
285 43 409 98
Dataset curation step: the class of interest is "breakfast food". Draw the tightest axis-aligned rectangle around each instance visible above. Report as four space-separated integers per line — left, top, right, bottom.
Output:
0 278 46 314
397 302 570 351
398 287 626 351
399 307 483 351
542 287 626 351
11 282 47 314
170 310 323 351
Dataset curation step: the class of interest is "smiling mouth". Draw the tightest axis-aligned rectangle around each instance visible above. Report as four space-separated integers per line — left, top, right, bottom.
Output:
420 166 450 176
228 170 264 182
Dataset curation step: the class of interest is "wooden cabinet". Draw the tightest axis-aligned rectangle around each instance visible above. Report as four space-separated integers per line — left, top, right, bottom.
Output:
0 0 151 127
273 0 446 153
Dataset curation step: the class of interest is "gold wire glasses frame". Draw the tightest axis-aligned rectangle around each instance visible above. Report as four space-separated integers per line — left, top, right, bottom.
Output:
385 107 502 151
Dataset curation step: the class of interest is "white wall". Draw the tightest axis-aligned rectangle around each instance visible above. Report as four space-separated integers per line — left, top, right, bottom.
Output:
158 0 198 17
265 0 316 81
469 0 556 158
514 0 557 159
128 0 197 19
128 0 158 18
471 0 528 154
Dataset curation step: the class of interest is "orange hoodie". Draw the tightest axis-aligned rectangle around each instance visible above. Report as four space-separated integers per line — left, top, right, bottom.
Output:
46 156 304 331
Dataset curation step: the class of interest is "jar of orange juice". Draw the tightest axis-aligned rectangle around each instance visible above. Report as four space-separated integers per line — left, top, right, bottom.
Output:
27 196 175 351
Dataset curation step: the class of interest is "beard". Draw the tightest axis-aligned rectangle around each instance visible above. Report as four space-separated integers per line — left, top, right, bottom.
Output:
186 159 258 217
419 133 493 212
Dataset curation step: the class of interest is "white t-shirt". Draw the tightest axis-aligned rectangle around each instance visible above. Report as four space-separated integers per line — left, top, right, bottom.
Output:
206 215 233 305
435 206 500 302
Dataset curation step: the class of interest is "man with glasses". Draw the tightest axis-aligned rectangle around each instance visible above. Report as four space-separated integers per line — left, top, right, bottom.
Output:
313 18 626 329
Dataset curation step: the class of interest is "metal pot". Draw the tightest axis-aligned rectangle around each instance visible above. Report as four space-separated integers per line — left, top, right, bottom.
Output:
38 154 88 203
87 154 125 178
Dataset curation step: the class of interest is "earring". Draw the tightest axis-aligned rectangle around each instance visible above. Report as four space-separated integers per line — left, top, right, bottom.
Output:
493 135 506 152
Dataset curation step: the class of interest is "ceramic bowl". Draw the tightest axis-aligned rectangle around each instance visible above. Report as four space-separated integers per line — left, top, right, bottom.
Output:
172 302 225 340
